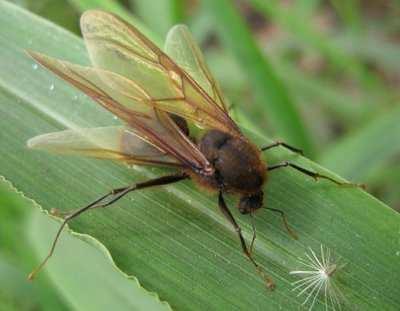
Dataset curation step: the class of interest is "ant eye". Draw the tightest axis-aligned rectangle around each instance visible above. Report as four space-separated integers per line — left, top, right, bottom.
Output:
239 191 263 214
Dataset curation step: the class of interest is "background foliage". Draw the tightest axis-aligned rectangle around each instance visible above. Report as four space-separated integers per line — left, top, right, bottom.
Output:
1 0 399 310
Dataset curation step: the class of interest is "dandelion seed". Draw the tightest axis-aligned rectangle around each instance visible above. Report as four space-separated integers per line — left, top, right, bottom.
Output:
290 245 346 311
49 83 55 91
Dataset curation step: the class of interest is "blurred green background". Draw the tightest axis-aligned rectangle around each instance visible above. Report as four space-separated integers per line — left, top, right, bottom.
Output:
1 0 399 310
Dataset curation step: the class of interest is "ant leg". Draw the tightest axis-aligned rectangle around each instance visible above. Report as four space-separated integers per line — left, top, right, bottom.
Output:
265 207 298 240
49 186 129 218
249 211 257 256
28 173 188 281
261 141 303 155
268 161 365 188
218 192 275 290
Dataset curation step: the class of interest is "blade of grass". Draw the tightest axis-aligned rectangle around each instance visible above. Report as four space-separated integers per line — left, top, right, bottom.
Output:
319 105 400 181
67 0 160 45
205 49 369 125
202 0 314 155
255 28 397 118
333 31 400 74
248 0 380 89
28 192 172 311
271 59 376 124
133 0 185 37
0 178 170 311
12 0 80 34
0 181 69 311
330 0 362 32
1 2 400 310
293 0 322 18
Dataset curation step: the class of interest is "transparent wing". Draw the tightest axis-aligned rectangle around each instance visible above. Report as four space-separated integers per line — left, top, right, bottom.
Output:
28 51 212 174
80 10 239 134
164 24 228 112
27 126 181 167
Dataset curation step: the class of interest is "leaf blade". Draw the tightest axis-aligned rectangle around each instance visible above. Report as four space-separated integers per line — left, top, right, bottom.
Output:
0 2 399 310
319 106 400 180
202 0 314 155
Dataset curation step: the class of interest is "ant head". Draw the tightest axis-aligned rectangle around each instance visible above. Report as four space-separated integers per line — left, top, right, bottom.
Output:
238 191 263 215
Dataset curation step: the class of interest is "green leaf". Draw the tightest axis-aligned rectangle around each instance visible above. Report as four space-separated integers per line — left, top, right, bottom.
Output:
13 0 80 34
67 0 161 45
333 32 400 74
202 0 314 155
0 179 69 311
28 194 171 311
1 2 399 310
133 0 185 38
319 106 400 181
205 49 368 128
329 0 362 31
248 0 377 87
0 178 170 311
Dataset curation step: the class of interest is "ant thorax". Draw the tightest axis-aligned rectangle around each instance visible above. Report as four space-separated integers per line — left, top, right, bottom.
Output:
196 129 267 194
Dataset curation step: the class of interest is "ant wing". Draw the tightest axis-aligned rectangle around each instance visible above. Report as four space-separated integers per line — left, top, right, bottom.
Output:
28 52 213 175
27 126 182 167
164 24 228 113
80 10 240 135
